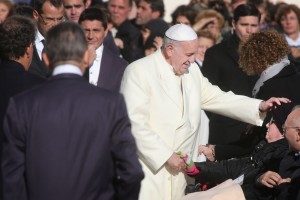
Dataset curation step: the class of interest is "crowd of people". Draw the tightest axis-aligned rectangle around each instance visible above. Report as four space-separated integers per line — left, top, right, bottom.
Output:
1 0 300 200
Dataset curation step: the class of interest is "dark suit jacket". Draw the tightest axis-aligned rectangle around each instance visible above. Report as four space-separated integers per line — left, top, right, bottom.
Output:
0 60 44 198
28 46 51 78
276 152 300 200
98 46 127 91
85 46 128 92
2 73 143 200
201 34 259 160
116 20 143 63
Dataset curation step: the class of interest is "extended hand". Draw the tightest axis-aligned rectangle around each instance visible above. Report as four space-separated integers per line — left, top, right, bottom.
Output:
198 145 215 161
259 97 291 112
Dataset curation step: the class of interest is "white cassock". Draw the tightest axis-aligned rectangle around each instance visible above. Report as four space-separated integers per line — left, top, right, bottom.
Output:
120 49 263 200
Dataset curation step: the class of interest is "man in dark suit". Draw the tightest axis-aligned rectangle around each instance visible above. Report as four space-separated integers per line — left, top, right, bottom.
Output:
29 0 65 78
0 15 45 199
201 3 261 160
2 21 143 200
79 7 128 92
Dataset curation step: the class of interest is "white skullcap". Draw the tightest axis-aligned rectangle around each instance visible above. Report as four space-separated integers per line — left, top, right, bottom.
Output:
165 24 197 41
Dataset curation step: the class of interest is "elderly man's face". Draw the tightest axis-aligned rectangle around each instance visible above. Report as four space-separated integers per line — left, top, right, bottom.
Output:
284 108 300 151
265 119 283 143
168 39 198 75
108 0 131 26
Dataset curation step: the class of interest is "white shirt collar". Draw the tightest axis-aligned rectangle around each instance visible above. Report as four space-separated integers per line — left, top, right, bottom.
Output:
285 33 300 46
52 64 83 76
35 29 45 45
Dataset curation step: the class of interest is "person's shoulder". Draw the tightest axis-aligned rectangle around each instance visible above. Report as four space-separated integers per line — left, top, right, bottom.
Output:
106 47 128 66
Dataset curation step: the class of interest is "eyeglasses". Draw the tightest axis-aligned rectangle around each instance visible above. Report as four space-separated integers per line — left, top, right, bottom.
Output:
38 13 65 25
282 125 300 135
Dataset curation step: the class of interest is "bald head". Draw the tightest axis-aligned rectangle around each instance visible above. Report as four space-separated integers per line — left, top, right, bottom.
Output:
284 106 300 151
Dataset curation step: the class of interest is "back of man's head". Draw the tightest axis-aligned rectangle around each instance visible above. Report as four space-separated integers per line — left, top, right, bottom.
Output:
0 15 35 61
44 21 87 67
233 3 261 23
78 7 108 29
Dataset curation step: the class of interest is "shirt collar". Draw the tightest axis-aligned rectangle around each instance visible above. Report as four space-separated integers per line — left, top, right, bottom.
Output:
52 64 83 76
35 29 45 44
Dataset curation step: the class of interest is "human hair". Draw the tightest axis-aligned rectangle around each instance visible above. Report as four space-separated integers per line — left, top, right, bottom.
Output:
108 0 132 9
78 7 108 30
239 30 290 76
196 30 217 44
11 3 34 18
162 36 180 49
0 0 13 15
233 3 261 23
0 15 36 60
34 0 63 14
275 4 300 29
194 9 225 31
44 21 88 67
171 5 197 26
143 0 165 18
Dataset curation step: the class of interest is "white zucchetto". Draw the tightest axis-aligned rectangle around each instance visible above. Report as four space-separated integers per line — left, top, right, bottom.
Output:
165 24 197 41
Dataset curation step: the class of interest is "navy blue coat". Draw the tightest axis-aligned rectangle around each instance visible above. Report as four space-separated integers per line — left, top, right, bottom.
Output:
2 73 143 200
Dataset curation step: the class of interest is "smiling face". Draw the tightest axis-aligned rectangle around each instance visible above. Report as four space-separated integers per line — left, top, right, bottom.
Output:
80 20 108 49
165 39 198 75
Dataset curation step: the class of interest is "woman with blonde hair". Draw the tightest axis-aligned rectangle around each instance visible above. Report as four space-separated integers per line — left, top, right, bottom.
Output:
193 9 225 43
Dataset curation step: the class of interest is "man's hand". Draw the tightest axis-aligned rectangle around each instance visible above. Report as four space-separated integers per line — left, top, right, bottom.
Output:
257 171 291 188
166 153 186 173
259 97 291 112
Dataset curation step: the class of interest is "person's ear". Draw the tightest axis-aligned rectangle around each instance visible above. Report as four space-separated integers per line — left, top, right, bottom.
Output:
232 20 236 30
25 43 33 58
85 0 91 8
81 50 90 72
165 44 174 57
151 10 160 19
33 10 39 22
42 52 50 67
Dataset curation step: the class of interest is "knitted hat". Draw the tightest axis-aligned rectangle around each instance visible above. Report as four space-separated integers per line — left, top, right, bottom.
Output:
263 103 294 134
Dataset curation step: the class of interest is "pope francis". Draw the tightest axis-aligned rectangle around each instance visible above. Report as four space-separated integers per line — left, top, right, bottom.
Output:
120 24 290 200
